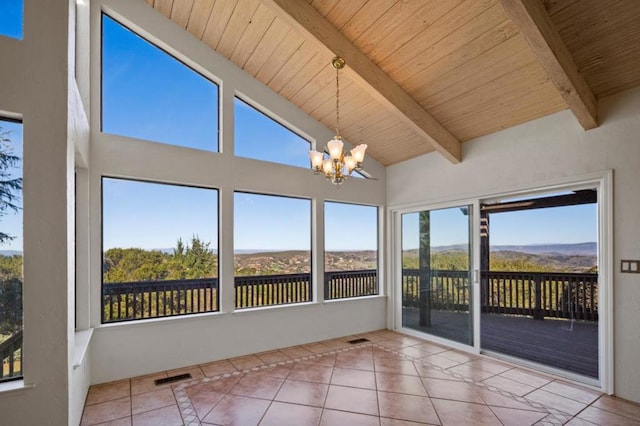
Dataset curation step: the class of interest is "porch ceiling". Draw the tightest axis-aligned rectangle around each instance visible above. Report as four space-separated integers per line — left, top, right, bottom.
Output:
145 0 640 166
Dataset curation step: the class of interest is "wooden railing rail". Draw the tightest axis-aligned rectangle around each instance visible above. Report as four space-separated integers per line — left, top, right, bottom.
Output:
402 269 598 321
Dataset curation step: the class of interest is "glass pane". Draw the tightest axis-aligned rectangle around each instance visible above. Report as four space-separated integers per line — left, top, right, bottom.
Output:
234 192 311 308
325 202 377 299
481 191 599 378
102 178 219 322
102 15 219 151
401 206 473 345
0 0 23 40
0 119 23 382
234 98 310 167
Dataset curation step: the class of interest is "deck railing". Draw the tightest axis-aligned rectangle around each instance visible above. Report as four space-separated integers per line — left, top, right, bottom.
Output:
402 269 470 312
0 330 22 382
483 271 598 321
103 269 595 322
325 269 378 300
235 273 311 308
103 270 379 321
402 269 598 321
103 278 219 322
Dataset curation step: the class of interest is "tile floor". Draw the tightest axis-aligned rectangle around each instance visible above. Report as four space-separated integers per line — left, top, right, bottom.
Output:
81 330 640 425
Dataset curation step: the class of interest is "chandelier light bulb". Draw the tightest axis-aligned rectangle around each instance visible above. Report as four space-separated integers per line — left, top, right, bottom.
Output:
309 150 324 169
322 159 333 174
344 155 356 172
327 137 344 160
351 144 368 163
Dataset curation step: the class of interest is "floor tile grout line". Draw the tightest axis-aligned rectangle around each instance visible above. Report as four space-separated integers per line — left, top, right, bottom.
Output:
98 331 618 426
371 341 573 425
171 340 375 424
581 393 640 423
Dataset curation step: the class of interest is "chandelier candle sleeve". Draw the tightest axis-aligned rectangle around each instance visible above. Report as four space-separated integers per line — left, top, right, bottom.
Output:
309 56 368 186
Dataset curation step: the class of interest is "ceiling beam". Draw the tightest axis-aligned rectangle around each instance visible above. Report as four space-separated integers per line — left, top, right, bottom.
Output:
262 0 462 164
499 0 598 130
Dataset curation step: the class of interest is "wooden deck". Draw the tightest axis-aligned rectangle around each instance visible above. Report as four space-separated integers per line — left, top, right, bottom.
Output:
402 308 598 379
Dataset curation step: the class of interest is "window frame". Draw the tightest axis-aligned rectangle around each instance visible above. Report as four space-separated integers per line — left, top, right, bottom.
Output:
233 94 313 168
233 190 313 309
100 176 221 323
0 116 24 383
99 13 221 152
323 200 379 300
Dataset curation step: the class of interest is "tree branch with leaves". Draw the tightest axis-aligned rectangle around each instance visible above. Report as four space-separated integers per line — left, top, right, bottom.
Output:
0 126 22 244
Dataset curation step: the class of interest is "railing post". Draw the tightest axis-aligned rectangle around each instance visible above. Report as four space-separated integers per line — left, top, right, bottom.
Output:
533 276 544 320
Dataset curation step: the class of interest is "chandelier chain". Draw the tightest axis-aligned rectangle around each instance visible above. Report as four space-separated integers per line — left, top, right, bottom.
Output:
335 61 340 136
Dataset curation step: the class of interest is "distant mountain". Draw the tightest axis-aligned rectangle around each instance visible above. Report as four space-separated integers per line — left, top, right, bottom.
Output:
0 250 21 256
490 242 596 256
430 242 596 256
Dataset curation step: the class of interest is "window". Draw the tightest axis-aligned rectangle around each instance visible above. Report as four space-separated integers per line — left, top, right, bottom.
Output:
0 0 23 40
234 97 311 167
234 192 311 308
101 178 219 322
101 15 219 151
0 119 23 382
324 202 378 299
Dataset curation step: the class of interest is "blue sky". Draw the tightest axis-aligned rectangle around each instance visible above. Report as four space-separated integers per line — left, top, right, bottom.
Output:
0 12 597 254
0 0 23 40
100 15 378 252
102 178 218 251
402 203 597 250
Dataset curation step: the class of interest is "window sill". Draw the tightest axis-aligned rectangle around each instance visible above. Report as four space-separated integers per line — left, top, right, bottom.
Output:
73 328 94 370
323 294 386 304
0 380 36 398
96 310 226 331
232 301 315 315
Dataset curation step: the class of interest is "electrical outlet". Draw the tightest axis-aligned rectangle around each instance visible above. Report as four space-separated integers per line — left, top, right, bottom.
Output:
621 260 640 273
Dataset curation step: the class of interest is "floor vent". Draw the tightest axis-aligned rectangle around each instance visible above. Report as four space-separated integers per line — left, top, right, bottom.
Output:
347 338 369 344
155 373 192 386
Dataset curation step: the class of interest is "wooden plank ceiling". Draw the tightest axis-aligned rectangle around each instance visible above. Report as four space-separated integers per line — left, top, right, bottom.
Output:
145 0 640 166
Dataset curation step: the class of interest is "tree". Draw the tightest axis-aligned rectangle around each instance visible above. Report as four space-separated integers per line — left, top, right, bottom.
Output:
168 236 216 279
0 255 22 336
0 126 22 244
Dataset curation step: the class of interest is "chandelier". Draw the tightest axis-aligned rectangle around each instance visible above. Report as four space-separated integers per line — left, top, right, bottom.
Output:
309 56 367 186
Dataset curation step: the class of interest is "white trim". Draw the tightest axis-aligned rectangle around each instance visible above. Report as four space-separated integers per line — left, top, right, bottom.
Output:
72 328 94 369
397 327 480 355
0 381 36 398
472 199 481 352
600 169 614 394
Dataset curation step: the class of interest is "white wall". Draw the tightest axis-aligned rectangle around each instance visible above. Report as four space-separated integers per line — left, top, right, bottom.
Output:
88 0 387 384
0 0 82 425
387 87 640 403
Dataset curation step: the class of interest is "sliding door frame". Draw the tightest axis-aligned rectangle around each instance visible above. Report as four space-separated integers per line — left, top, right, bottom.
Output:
387 170 613 394
390 197 481 354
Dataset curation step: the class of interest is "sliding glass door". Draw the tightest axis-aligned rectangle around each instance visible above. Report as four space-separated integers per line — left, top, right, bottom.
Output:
401 205 473 346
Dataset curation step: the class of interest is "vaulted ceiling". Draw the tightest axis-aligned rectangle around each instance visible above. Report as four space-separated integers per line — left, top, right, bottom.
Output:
144 0 640 166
